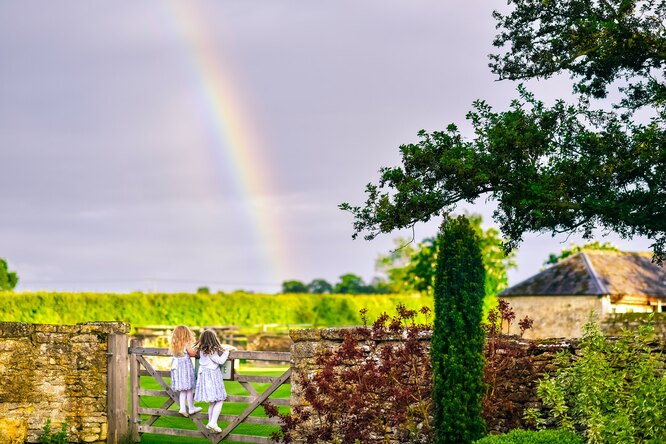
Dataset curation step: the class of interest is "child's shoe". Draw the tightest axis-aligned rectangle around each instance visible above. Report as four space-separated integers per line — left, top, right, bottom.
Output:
178 409 189 417
206 423 222 433
189 406 203 415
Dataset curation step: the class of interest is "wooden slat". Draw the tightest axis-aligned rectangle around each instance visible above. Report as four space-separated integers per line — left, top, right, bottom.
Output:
138 369 292 384
129 339 141 442
138 426 275 443
225 395 290 406
130 347 291 362
130 347 171 356
225 435 274 443
139 369 171 378
138 408 281 425
139 407 203 419
235 374 289 383
139 389 168 397
138 425 204 438
231 351 291 362
218 415 282 426
239 381 259 397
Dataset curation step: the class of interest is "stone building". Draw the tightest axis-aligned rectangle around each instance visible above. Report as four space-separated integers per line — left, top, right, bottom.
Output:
499 251 666 338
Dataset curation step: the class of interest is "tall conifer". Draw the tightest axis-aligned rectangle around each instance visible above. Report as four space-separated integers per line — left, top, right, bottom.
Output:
431 215 486 443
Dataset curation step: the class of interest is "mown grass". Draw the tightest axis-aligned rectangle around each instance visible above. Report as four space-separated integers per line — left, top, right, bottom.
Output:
137 365 290 444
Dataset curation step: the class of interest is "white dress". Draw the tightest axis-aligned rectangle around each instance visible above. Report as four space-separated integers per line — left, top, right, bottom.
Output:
194 350 229 402
170 348 195 391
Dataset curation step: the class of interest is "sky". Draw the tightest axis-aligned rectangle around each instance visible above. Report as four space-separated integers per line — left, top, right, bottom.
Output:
0 1 653 294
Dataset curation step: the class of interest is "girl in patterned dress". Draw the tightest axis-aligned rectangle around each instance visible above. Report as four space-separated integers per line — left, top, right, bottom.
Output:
169 325 202 417
194 329 235 433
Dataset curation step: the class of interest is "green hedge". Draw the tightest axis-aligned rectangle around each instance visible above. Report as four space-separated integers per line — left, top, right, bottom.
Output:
474 430 583 444
0 291 432 330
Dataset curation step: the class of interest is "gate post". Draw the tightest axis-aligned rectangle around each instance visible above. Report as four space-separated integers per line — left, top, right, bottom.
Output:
107 333 129 443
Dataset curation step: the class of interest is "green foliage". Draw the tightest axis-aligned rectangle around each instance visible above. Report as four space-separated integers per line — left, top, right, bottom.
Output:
432 216 486 443
333 273 373 294
527 321 666 444
306 278 332 294
0 291 432 329
196 286 210 294
377 214 516 311
39 419 68 444
544 241 619 265
281 280 308 293
0 258 18 291
490 0 666 107
474 429 583 444
340 0 666 264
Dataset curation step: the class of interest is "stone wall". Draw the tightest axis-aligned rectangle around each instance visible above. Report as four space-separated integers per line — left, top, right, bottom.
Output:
290 327 665 441
0 322 129 444
601 312 666 336
290 327 433 443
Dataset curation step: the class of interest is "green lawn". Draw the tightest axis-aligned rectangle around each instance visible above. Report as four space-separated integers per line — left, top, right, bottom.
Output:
135 365 290 444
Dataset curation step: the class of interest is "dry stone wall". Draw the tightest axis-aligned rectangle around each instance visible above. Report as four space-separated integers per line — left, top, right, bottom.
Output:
601 312 666 336
0 322 129 444
290 328 665 440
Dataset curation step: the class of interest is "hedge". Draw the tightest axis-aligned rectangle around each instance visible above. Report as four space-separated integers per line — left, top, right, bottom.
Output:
0 291 433 330
474 430 583 444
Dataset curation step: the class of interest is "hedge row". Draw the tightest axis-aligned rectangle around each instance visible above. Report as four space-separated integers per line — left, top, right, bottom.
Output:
0 291 433 330
474 430 583 444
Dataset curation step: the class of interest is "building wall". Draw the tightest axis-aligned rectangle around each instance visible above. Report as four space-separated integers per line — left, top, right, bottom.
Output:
501 295 603 338
0 322 128 444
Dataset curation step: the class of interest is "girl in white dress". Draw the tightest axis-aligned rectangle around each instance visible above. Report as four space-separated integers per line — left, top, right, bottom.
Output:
169 325 202 417
194 329 235 433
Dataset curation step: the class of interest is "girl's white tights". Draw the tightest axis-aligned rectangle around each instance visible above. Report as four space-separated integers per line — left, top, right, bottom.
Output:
208 400 224 426
179 390 195 411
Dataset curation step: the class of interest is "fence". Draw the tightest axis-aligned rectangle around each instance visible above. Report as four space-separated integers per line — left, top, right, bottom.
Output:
128 338 291 444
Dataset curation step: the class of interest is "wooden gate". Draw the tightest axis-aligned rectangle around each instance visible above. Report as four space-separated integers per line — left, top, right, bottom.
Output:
129 339 291 443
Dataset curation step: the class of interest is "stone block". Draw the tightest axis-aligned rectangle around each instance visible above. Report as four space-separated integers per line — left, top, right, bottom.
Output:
0 418 28 444
290 329 322 343
0 323 34 338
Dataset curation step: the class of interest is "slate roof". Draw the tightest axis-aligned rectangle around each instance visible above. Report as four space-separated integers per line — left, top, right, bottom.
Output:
499 251 666 298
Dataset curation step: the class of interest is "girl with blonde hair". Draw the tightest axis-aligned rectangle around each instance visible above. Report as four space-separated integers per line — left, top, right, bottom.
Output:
194 329 235 433
169 325 201 417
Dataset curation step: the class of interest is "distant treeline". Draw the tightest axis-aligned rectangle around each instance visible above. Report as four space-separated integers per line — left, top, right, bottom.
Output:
0 291 433 330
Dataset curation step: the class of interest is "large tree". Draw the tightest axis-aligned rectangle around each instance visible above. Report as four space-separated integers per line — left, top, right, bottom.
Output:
333 273 370 294
544 240 620 265
281 280 309 294
376 214 516 300
340 0 666 263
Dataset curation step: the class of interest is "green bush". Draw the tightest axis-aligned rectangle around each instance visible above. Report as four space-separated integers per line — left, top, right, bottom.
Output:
474 429 583 444
38 419 68 444
0 291 432 330
526 320 666 444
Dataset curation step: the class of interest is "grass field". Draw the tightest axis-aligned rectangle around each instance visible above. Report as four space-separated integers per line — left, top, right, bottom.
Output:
136 365 290 444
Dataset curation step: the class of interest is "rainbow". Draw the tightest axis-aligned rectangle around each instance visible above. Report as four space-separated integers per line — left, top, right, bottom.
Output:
165 2 291 285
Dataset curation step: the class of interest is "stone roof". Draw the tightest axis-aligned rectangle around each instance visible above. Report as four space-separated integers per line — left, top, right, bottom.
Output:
499 251 666 298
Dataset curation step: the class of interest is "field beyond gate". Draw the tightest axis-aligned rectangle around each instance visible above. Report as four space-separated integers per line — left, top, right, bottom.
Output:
129 339 291 444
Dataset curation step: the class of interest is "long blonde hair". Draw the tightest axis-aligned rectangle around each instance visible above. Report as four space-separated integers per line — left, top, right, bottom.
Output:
170 325 194 356
194 329 224 356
